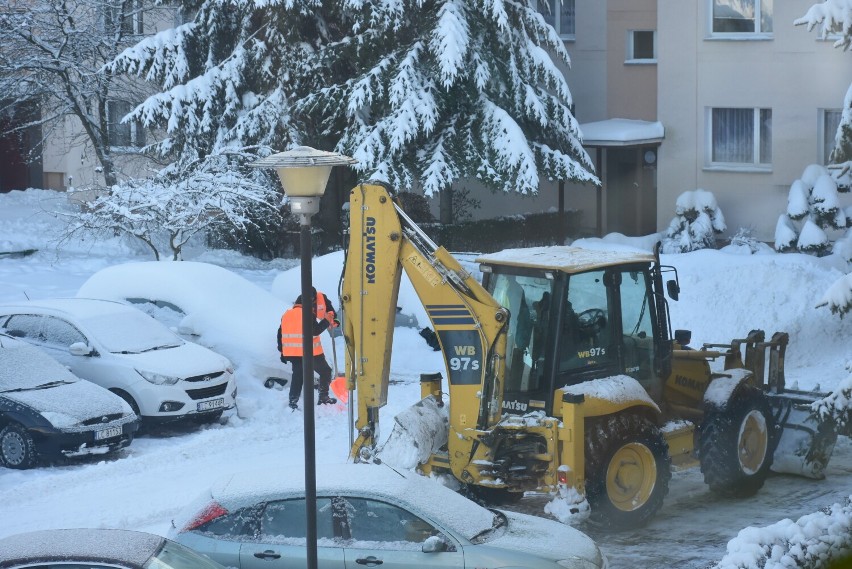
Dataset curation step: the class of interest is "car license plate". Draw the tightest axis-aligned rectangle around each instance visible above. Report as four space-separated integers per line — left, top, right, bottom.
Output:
197 398 225 412
95 426 122 441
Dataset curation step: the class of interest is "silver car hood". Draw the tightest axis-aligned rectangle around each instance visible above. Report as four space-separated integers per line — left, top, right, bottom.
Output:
482 510 604 568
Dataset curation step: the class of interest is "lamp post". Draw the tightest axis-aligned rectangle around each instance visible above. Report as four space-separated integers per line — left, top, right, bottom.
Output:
251 146 356 569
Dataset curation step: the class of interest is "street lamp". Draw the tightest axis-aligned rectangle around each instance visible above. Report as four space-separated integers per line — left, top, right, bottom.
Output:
250 146 356 569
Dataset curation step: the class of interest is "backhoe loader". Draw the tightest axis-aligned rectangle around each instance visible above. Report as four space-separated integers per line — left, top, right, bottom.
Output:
340 182 843 530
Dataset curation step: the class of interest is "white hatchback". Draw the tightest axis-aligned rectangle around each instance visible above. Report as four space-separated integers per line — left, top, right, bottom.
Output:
0 298 237 425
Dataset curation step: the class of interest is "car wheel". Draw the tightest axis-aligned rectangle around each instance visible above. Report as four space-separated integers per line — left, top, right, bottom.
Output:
0 423 39 469
699 385 775 498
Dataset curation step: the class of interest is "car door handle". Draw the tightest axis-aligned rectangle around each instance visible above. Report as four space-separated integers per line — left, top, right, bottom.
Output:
253 550 281 560
355 557 383 566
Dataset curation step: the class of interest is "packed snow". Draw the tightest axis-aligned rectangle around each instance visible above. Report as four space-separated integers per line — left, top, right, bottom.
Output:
1 188 851 568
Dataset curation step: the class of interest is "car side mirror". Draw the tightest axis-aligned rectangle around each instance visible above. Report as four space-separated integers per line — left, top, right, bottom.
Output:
422 535 449 553
69 342 93 356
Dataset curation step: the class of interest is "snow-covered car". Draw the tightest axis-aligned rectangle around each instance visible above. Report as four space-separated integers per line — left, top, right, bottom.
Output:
76 261 290 391
0 334 138 469
0 298 236 425
169 463 607 569
0 528 228 569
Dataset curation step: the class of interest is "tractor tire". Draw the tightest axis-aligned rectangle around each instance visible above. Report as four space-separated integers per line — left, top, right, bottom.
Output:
584 413 671 531
699 385 775 498
0 423 39 469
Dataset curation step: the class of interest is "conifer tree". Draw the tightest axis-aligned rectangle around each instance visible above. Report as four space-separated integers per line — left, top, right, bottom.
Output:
112 0 598 198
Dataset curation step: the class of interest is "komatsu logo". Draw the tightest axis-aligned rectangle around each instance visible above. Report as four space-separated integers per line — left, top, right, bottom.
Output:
674 375 706 391
365 217 376 284
503 400 528 412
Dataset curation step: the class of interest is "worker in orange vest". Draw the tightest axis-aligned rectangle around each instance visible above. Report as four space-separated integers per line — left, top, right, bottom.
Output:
277 287 339 410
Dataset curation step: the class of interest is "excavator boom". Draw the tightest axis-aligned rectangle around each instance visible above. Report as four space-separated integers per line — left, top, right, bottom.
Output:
342 184 508 468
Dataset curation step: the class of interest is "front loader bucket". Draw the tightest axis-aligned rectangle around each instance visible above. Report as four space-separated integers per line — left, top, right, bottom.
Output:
377 396 449 470
768 392 838 480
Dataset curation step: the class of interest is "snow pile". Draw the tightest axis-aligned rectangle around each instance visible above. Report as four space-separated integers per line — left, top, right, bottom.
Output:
714 496 852 569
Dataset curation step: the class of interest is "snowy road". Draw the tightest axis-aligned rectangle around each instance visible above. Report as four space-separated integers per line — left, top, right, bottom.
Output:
511 437 852 568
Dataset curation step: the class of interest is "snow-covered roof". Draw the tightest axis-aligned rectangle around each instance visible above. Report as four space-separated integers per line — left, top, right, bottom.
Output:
477 246 654 273
0 528 163 565
579 118 665 147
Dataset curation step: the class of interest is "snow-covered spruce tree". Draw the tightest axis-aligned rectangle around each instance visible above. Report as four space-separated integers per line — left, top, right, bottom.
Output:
0 0 161 186
775 164 849 256
796 1 852 316
113 0 598 206
661 189 726 254
299 0 599 197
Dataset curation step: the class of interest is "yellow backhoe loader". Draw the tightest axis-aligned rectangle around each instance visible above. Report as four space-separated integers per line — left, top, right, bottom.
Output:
340 183 844 530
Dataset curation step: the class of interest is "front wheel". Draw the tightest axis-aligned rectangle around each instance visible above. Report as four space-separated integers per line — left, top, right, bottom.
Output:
0 423 39 469
584 413 671 531
699 385 775 497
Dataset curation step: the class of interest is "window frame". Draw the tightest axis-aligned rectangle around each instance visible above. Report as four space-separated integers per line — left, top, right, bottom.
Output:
626 30 657 64
819 108 843 165
107 100 147 150
705 106 773 171
538 0 575 41
708 0 773 39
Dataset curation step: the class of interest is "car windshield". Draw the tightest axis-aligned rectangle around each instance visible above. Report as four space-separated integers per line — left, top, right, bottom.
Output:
146 539 226 569
82 311 185 354
0 339 79 391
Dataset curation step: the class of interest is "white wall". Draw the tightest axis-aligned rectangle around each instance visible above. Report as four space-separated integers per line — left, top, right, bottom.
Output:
658 0 852 241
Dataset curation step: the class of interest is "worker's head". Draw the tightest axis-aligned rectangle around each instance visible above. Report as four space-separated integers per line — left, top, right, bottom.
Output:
294 287 318 307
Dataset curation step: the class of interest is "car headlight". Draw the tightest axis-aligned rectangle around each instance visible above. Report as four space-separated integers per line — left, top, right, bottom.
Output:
137 369 181 385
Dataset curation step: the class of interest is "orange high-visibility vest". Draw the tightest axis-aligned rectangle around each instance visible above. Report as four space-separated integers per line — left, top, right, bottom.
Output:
280 305 323 357
315 293 329 320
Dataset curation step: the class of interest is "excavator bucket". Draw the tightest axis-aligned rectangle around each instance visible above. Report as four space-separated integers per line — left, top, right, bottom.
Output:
768 393 838 480
377 396 449 470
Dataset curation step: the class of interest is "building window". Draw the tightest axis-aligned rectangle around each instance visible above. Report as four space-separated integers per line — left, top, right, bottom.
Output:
627 30 656 63
539 0 575 40
107 100 146 149
709 107 772 168
104 0 144 35
711 0 772 35
821 109 843 165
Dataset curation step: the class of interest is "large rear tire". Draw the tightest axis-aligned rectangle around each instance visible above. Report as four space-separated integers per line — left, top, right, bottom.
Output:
699 385 775 497
584 413 671 531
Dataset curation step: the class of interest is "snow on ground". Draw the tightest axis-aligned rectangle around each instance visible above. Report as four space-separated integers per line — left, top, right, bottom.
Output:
1 188 852 568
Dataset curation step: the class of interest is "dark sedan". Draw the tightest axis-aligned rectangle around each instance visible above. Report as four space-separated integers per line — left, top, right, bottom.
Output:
0 528 227 569
0 334 138 469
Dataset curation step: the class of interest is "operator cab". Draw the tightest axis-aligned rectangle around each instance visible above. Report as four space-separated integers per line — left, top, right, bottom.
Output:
478 247 674 416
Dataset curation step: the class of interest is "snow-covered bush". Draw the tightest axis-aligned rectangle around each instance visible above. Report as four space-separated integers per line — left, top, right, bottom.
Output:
775 165 850 256
661 189 726 254
724 228 774 255
60 153 281 260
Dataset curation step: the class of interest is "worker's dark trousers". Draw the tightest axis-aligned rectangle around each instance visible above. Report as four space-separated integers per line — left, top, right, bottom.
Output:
289 355 333 403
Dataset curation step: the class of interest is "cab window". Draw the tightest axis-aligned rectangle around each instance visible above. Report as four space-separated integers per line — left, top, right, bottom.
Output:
558 270 616 373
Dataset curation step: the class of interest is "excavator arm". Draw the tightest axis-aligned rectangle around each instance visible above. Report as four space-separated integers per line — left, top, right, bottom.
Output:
341 183 509 475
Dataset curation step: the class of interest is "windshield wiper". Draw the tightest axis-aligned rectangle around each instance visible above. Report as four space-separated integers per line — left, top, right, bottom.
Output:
139 343 181 353
0 380 72 393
